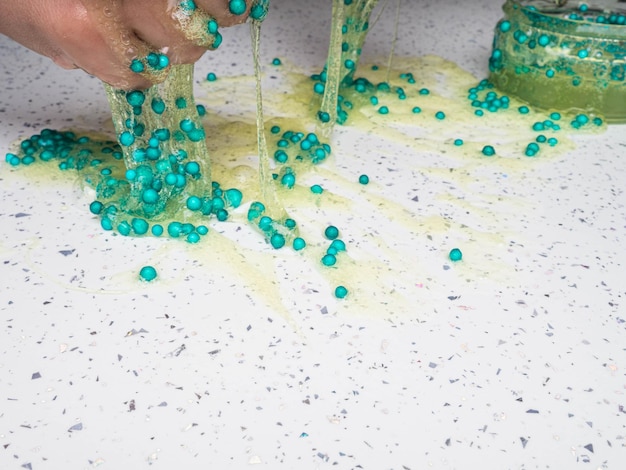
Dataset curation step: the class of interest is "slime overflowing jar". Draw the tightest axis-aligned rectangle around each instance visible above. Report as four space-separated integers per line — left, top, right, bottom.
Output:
489 0 626 122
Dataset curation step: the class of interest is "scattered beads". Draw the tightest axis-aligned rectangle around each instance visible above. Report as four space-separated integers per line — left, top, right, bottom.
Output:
466 80 510 114
358 174 370 185
269 128 331 165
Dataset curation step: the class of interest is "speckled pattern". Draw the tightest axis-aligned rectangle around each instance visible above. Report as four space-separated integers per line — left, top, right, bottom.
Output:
1 1 625 469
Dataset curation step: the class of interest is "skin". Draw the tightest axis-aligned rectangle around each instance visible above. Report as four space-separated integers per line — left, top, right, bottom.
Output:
0 0 252 89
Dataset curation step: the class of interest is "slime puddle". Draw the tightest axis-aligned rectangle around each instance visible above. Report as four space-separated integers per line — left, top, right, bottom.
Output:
3 0 611 319
3 52 607 319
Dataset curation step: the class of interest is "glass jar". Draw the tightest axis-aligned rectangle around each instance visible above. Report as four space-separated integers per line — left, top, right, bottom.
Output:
489 0 626 122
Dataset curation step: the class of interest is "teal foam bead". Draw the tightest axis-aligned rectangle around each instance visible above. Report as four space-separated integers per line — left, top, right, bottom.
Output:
330 239 346 251
449 248 463 261
324 225 339 240
139 266 157 282
186 232 200 244
142 189 159 204
167 222 182 238
229 0 247 15
216 208 229 221
481 145 496 156
270 233 286 249
334 285 348 299
225 188 243 208
89 201 104 215
117 221 131 236
186 196 202 211
293 237 306 251
322 254 337 266
131 218 149 235
258 215 273 231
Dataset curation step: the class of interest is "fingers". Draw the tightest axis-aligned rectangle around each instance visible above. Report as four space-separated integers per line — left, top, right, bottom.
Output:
125 0 251 52
58 1 160 89
116 0 254 88
123 1 208 63
65 0 198 89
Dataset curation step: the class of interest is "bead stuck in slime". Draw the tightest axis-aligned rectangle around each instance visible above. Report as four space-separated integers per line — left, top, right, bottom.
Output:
449 248 463 262
334 285 349 299
139 265 158 282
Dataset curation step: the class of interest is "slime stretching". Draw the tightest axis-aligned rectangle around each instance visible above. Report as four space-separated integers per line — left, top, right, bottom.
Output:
3 0 383 296
102 0 269 223
316 0 380 129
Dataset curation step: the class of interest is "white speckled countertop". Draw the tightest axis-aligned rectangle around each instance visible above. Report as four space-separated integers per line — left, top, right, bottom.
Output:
1 1 625 469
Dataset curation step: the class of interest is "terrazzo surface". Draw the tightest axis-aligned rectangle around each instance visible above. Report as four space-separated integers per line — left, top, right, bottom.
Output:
1 1 625 469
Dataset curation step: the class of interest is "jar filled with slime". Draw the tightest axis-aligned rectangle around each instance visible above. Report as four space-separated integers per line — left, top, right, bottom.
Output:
489 0 626 122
